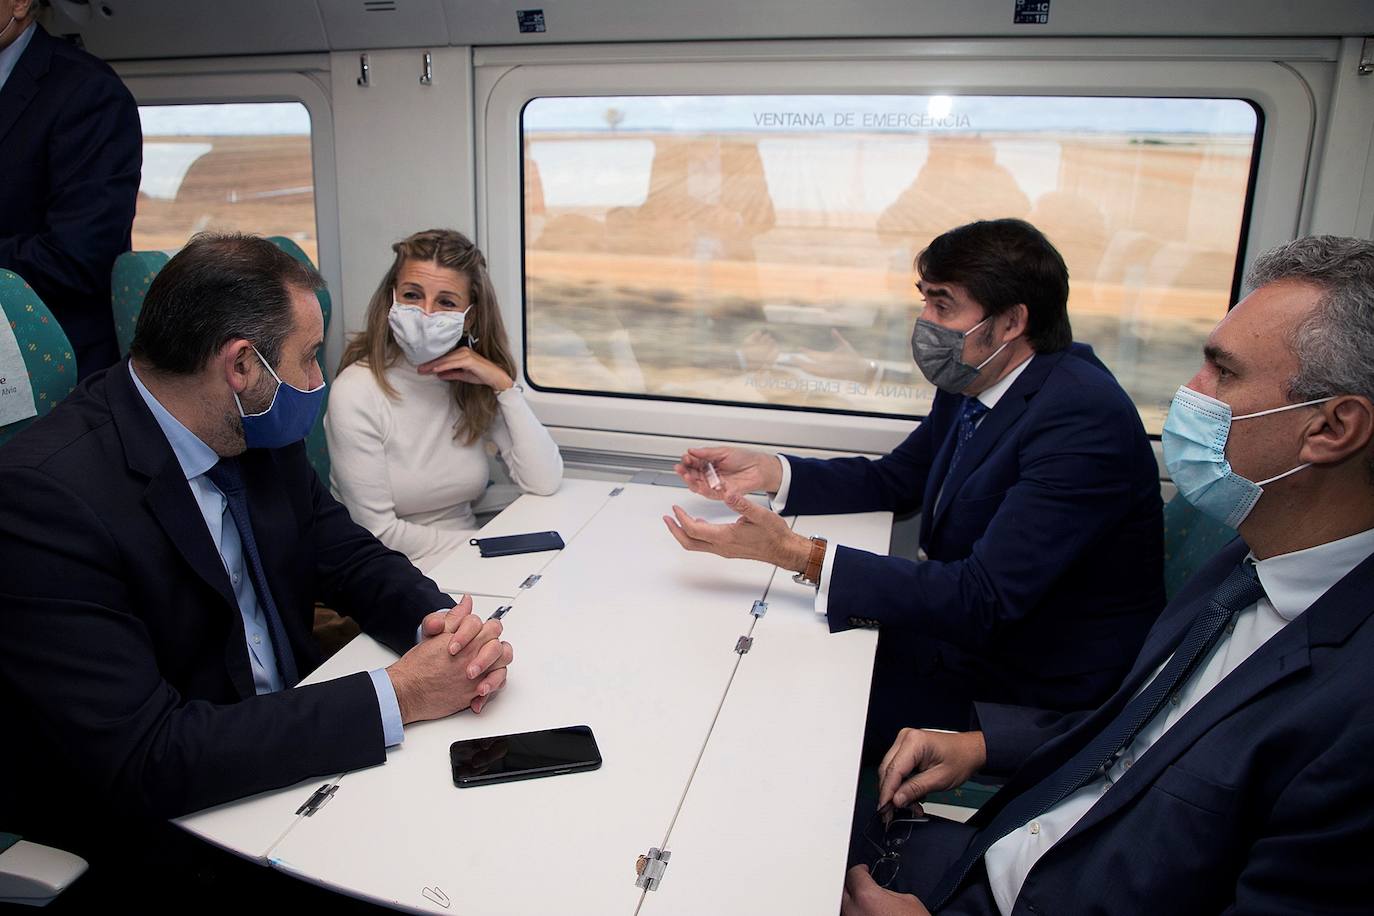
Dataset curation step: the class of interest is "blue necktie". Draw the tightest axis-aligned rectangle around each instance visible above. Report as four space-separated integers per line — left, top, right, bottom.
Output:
205 457 300 688
946 397 989 479
928 560 1266 910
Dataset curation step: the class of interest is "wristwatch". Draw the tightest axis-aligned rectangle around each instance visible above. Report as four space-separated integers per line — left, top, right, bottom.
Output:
792 536 828 588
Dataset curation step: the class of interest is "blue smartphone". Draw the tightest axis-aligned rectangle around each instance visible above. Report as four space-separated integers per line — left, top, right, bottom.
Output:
469 530 565 558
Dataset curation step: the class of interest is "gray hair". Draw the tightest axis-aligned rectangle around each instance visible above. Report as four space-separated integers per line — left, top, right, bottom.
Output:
1248 235 1374 477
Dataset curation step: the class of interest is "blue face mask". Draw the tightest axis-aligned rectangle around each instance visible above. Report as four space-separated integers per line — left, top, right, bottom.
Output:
1161 386 1332 528
235 345 326 449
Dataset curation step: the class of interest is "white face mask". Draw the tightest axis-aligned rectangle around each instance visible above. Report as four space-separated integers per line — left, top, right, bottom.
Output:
388 301 469 365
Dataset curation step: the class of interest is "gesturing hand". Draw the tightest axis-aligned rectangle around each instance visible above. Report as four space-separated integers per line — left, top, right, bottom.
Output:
663 490 810 571
674 446 783 501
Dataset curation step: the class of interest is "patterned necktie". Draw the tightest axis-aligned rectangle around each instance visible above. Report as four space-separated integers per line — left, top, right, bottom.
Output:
205 457 300 688
946 397 990 479
928 560 1266 910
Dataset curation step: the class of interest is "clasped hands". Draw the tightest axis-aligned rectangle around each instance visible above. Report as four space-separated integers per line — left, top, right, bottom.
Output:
387 594 514 723
663 446 812 572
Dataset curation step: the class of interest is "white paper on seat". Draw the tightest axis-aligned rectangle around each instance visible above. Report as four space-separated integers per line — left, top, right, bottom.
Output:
427 478 620 598
0 315 37 427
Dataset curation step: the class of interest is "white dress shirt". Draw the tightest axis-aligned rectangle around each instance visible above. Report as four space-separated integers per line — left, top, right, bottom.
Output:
772 353 1034 618
983 526 1374 915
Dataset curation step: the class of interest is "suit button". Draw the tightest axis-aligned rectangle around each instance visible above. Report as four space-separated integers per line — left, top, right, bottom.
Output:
1028 821 1040 835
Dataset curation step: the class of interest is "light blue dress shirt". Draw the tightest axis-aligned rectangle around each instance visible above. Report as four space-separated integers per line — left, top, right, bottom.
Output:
0 21 36 93
128 363 405 746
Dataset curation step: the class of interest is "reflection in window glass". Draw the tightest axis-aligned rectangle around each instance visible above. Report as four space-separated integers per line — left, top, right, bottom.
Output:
522 95 1258 432
133 103 316 262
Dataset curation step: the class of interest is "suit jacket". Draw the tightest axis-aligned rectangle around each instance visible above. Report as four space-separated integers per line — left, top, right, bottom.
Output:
0 362 452 858
782 344 1165 713
939 539 1374 914
0 24 141 375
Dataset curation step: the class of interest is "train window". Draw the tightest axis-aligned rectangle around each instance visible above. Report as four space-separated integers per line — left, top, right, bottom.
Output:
133 102 316 261
520 95 1258 433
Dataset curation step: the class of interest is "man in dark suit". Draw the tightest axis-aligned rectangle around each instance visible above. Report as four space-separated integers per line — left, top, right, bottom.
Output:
0 234 514 899
665 219 1164 755
842 234 1374 915
0 1 141 378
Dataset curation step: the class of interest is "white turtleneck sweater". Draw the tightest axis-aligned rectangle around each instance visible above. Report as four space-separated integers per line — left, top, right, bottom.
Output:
325 360 563 573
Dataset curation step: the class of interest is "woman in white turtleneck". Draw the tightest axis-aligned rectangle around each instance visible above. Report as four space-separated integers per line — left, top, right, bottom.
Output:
325 229 562 573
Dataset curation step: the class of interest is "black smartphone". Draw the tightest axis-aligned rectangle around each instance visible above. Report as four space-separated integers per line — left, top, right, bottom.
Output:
469 530 565 558
451 725 602 787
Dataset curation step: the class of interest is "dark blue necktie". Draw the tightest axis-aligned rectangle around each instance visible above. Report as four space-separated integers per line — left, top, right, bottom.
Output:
205 457 300 688
946 397 989 479
928 560 1266 910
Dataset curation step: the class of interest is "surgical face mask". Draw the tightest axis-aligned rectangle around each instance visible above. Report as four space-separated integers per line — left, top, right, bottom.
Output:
911 315 1011 393
235 345 326 450
1161 386 1333 529
388 301 470 365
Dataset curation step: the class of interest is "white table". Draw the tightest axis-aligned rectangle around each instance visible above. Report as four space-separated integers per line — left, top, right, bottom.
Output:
178 481 892 914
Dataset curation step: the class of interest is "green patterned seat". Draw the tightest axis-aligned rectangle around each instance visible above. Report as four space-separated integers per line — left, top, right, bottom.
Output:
1162 490 1237 601
267 237 332 485
0 270 77 448
110 250 170 356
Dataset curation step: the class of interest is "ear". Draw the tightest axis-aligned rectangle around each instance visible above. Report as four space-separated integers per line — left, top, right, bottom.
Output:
1299 396 1374 468
219 339 258 395
1002 303 1029 340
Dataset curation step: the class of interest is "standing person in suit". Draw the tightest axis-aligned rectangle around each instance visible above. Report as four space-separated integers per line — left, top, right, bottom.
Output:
842 234 1374 916
0 0 141 378
665 219 1164 758
0 234 514 900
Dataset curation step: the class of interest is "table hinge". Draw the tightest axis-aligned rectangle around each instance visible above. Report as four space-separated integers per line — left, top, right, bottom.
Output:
520 574 542 589
492 605 513 620
296 783 338 817
750 599 768 618
610 486 625 496
635 847 671 890
735 635 754 655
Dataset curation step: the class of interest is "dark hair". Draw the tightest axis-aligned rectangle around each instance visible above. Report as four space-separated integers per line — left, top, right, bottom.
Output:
130 232 324 375
916 218 1072 353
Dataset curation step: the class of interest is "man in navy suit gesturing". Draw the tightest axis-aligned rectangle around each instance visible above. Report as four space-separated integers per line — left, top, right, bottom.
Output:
842 235 1374 915
666 219 1164 757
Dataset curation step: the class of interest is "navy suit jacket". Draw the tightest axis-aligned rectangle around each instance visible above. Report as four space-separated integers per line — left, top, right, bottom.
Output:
937 538 1374 914
0 24 140 375
782 344 1165 713
0 362 452 859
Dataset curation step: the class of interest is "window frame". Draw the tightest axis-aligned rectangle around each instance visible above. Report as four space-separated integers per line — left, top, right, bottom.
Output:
113 66 343 370
477 40 1325 456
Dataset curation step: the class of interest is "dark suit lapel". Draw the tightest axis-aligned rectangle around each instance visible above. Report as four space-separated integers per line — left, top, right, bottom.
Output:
1062 549 1374 843
929 351 1060 533
0 25 51 147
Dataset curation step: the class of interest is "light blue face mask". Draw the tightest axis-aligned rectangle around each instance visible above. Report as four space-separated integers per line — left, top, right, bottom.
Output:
1161 386 1332 528
235 345 326 449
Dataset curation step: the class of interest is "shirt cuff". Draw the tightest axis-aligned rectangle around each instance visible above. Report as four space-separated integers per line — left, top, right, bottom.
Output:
772 454 793 511
814 539 840 617
369 668 405 748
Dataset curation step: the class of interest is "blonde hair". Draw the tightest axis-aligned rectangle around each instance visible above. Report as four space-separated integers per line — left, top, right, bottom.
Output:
339 229 517 444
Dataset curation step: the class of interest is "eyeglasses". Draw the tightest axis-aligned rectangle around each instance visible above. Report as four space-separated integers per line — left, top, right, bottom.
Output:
863 806 930 889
